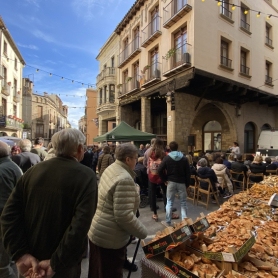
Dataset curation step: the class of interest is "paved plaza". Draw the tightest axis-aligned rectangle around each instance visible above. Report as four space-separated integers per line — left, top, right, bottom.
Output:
80 192 229 278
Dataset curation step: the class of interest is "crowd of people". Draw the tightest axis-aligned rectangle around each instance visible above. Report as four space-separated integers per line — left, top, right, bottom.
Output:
1 134 278 278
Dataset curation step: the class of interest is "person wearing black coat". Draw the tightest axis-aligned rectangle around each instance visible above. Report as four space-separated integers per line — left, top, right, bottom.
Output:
197 158 224 199
265 157 277 175
231 154 248 182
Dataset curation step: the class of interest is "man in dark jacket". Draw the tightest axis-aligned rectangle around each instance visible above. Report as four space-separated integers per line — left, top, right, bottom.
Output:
0 141 22 278
1 129 98 278
158 141 190 227
231 154 248 183
11 139 40 173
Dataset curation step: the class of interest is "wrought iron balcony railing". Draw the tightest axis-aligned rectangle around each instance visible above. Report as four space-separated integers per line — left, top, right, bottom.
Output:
141 16 162 47
163 0 192 29
96 67 116 83
241 19 250 31
220 56 232 68
220 6 232 19
265 75 273 85
266 36 272 46
162 44 191 76
118 36 141 67
240 64 250 75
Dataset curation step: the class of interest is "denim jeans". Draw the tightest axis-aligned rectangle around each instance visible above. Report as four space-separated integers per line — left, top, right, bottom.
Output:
165 181 187 224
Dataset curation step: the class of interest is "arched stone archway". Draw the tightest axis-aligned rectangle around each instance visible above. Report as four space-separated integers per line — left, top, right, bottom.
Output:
191 103 237 152
0 132 8 136
11 133 18 137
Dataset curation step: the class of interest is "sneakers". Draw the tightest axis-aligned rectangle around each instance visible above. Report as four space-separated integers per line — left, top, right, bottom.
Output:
123 259 138 272
223 192 233 199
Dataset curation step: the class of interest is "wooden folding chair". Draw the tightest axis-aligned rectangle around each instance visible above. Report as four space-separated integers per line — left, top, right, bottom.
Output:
187 175 198 205
266 169 278 176
246 172 264 190
230 170 246 191
196 177 220 210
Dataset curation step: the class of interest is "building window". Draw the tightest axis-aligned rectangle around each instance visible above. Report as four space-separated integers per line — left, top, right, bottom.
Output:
220 0 232 19
3 41 7 56
266 24 273 46
13 78 17 96
36 124 44 138
133 26 140 51
14 58 18 71
111 56 114 68
13 105 17 116
123 37 129 60
265 61 273 85
240 5 250 32
220 39 232 68
99 89 102 105
2 98 7 115
240 49 250 76
37 105 43 118
151 6 159 34
174 28 188 66
109 84 115 102
150 48 159 78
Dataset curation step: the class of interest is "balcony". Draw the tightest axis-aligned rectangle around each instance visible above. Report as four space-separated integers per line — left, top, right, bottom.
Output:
1 81 10 96
13 91 20 103
265 36 273 48
96 67 116 84
162 44 191 77
1 116 24 130
118 37 141 68
240 64 250 76
141 16 162 48
240 19 251 34
220 6 233 23
265 75 273 86
220 56 233 70
141 63 161 88
119 76 141 97
163 0 192 29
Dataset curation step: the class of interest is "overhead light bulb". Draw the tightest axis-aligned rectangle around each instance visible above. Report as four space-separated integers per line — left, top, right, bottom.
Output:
244 9 248 14
61 77 64 80
232 5 236 10
202 0 205 2
257 12 261 18
267 14 272 19
217 1 221 6
36 69 39 72
49 73 52 76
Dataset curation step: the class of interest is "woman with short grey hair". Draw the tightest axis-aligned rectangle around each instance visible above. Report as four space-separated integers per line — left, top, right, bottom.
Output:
88 143 147 277
115 143 138 162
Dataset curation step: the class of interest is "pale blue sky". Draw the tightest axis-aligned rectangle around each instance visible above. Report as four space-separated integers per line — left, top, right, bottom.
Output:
1 0 133 128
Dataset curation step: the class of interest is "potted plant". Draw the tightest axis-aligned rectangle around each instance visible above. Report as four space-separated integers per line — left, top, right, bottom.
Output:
142 65 150 73
165 48 176 60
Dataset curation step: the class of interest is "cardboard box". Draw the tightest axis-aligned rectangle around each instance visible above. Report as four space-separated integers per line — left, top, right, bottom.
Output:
185 213 210 233
202 235 256 262
142 222 193 258
164 243 225 278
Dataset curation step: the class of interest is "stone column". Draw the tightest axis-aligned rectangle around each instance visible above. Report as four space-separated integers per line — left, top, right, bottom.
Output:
141 97 152 133
166 94 175 144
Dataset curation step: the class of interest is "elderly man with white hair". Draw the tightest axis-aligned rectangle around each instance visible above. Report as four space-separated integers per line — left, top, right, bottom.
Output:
1 129 98 278
11 139 40 173
0 141 22 278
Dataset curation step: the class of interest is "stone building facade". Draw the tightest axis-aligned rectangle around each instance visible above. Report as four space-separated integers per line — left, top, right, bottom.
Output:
0 16 25 137
22 78 69 146
96 0 278 153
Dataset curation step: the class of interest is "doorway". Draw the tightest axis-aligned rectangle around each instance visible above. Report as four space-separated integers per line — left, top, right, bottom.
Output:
244 122 255 153
203 121 222 152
